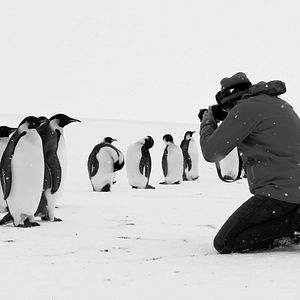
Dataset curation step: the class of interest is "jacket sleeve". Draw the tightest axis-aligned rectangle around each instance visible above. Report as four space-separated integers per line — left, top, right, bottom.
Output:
200 101 259 162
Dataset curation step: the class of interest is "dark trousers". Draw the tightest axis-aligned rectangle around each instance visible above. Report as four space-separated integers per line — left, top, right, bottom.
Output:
214 195 300 254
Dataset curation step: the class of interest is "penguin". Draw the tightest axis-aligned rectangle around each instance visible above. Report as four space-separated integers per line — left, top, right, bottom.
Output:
126 136 155 189
0 116 45 227
0 126 17 213
180 131 199 181
160 134 184 185
87 137 124 192
215 147 243 182
34 113 81 222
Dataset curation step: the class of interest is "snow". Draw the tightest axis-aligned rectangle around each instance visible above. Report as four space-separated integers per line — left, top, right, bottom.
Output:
1 115 300 300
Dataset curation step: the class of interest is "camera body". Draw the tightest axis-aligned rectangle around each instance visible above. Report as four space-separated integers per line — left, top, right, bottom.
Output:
198 104 228 122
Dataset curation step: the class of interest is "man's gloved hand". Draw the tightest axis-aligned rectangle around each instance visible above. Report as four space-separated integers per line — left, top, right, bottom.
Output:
201 106 217 126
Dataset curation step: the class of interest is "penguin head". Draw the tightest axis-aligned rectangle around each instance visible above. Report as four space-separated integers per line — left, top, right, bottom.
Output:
19 116 45 130
49 114 81 128
36 116 49 129
103 137 117 144
184 131 196 140
163 134 174 144
144 136 154 149
0 126 17 138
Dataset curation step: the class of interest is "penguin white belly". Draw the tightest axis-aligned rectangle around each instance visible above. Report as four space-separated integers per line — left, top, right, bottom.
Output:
91 147 116 191
7 133 44 221
186 141 199 180
165 146 183 183
219 148 240 179
126 144 147 188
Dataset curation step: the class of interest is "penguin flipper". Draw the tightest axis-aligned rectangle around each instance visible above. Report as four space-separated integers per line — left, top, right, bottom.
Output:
47 152 62 194
182 150 192 171
186 156 192 171
114 156 125 172
139 146 151 178
87 152 99 178
162 147 168 177
109 146 125 172
181 140 192 171
139 157 145 175
0 131 26 200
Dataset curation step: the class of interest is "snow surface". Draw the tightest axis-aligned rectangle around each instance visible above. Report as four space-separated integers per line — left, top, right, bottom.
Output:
0 115 300 300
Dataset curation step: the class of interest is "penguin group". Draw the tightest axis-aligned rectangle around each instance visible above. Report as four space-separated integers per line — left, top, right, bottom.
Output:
87 131 199 192
0 113 200 228
0 114 80 227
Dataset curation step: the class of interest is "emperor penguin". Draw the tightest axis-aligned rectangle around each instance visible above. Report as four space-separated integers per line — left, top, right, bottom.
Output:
0 126 17 213
87 137 125 192
160 134 184 184
34 114 81 222
0 116 45 227
180 131 199 181
126 136 155 189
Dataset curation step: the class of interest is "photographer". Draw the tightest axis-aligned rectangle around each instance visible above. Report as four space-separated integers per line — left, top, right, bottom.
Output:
200 72 300 253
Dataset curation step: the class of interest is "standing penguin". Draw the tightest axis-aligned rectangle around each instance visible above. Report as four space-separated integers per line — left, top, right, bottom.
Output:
34 114 81 222
180 131 199 181
0 126 16 213
0 116 45 227
87 137 124 192
160 134 183 184
126 136 155 189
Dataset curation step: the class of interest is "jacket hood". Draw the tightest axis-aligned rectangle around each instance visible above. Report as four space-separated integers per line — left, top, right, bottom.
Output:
242 80 286 99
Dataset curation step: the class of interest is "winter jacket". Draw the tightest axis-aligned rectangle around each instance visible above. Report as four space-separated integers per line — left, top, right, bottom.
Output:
200 81 300 204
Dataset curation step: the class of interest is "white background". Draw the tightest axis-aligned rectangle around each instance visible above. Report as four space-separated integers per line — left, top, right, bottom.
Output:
1 0 300 123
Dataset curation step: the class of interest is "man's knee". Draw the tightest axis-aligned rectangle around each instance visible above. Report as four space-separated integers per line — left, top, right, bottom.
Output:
213 234 232 254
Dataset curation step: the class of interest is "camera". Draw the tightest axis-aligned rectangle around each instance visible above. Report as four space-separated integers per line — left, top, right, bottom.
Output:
198 104 228 122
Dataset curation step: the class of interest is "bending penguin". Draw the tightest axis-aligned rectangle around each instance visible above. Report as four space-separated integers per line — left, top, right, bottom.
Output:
87 137 124 192
180 131 199 181
126 136 155 189
0 126 17 213
160 134 183 184
35 114 81 222
0 116 45 227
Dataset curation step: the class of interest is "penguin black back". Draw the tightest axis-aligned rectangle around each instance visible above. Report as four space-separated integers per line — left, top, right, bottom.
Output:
139 136 154 178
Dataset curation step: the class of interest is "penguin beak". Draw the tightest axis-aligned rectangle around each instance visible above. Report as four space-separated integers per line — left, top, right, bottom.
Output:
69 118 81 123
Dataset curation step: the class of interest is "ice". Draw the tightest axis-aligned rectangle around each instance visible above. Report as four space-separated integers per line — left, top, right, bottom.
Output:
0 115 299 299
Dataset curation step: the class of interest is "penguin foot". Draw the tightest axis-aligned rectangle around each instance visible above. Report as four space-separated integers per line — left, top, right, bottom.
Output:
18 219 40 227
145 184 155 189
192 176 199 181
41 215 62 222
101 184 111 192
159 182 167 185
131 186 139 189
173 181 181 184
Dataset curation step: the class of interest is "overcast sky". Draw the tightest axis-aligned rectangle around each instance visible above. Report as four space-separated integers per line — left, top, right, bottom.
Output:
1 0 300 123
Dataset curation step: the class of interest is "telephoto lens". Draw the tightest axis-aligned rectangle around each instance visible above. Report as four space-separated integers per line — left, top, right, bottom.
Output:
211 105 228 122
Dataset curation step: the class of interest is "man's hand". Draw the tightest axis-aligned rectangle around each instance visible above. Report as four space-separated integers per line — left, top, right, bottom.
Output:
201 106 217 126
